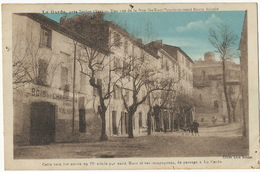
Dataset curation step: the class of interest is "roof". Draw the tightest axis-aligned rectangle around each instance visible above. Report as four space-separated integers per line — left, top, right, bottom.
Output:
17 13 109 55
162 44 194 63
107 21 160 59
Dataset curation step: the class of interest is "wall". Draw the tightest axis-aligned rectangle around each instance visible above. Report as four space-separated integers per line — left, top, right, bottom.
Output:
13 14 102 145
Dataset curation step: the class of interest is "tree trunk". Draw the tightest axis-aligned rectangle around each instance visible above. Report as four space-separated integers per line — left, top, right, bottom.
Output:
184 113 187 127
163 113 167 133
99 112 108 141
222 60 232 123
128 112 134 138
147 111 152 135
177 115 180 131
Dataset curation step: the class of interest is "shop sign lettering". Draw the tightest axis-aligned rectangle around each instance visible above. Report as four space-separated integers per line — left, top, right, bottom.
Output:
31 88 77 102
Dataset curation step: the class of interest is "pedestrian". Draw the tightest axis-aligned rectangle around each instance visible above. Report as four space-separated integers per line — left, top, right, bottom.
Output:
212 116 217 125
223 116 226 123
192 120 200 136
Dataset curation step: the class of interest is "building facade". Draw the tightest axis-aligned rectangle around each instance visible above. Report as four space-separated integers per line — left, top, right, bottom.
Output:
13 13 108 145
193 52 242 123
146 41 194 131
13 13 195 145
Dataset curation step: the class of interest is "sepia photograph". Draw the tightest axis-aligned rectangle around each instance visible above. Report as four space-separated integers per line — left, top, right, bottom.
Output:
2 3 259 170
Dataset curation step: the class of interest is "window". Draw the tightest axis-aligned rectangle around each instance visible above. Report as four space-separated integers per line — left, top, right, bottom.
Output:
114 32 121 47
112 111 117 135
214 100 219 109
165 60 169 71
202 70 206 80
114 86 121 100
36 59 48 86
114 59 119 69
229 86 234 95
146 95 150 105
142 90 146 101
97 78 102 91
60 66 69 91
123 61 130 76
140 50 145 62
124 39 128 53
114 58 121 74
161 56 164 69
40 25 52 48
79 109 86 133
139 112 142 128
125 90 129 102
93 78 102 95
80 73 87 93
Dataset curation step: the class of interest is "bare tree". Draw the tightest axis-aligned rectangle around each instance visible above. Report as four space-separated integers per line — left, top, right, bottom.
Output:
209 24 238 123
174 93 196 129
227 83 240 122
13 24 61 89
117 47 171 138
145 76 177 134
61 13 124 141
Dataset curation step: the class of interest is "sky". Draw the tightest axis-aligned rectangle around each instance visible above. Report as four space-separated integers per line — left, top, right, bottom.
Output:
44 11 245 64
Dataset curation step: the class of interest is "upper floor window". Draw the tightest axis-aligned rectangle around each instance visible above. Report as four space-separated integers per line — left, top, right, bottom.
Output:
36 59 48 86
114 32 121 47
60 66 69 91
80 73 87 93
125 90 129 102
40 25 52 48
202 70 206 80
186 59 189 68
161 56 164 69
114 86 121 100
165 60 170 71
124 39 128 53
93 78 102 95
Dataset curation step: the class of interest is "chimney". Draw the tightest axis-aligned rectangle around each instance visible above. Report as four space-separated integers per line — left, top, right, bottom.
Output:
136 38 142 44
154 40 162 48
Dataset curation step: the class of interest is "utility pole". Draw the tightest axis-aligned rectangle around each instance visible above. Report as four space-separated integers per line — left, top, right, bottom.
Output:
72 42 77 133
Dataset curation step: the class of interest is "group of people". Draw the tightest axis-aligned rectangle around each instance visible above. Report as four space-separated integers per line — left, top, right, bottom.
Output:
182 120 200 136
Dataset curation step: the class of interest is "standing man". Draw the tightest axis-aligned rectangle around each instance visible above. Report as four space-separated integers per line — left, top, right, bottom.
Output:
193 120 200 136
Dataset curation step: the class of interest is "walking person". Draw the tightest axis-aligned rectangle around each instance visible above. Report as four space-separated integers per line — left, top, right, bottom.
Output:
192 120 200 136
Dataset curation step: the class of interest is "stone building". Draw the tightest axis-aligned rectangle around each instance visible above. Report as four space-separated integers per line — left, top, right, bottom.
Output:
12 13 109 145
13 13 196 145
146 40 194 131
104 22 160 137
13 13 164 145
239 11 248 137
193 52 242 123
162 44 194 96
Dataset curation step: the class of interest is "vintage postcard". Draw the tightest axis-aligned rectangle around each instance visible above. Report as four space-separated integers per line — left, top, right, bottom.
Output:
2 3 259 170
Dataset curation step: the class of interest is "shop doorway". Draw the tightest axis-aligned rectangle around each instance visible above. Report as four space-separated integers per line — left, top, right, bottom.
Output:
112 111 117 135
125 113 129 134
30 102 55 145
79 109 86 133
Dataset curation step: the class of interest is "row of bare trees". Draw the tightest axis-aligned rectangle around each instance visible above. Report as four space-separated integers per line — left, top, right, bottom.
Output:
13 13 195 141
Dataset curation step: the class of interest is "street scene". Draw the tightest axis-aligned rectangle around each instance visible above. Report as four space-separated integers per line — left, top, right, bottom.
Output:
12 10 248 159
14 123 247 159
